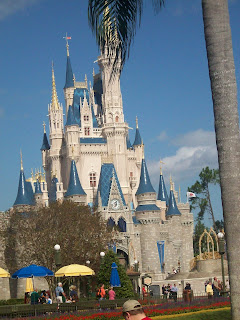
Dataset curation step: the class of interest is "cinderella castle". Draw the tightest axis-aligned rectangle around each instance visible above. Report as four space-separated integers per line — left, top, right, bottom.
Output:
12 35 194 286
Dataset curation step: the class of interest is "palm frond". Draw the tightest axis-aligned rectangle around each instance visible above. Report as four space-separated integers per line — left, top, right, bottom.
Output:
88 0 165 74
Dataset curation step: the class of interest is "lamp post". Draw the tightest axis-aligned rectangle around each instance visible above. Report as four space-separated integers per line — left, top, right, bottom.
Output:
134 260 139 272
217 232 226 296
100 251 105 264
54 244 61 268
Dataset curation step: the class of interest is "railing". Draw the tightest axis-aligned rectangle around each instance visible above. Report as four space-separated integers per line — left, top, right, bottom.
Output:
0 295 229 319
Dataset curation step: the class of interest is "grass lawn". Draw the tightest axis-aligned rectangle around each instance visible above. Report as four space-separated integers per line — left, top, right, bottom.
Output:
153 307 231 319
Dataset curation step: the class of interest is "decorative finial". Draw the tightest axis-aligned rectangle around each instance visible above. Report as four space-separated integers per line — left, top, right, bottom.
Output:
31 168 33 179
159 159 164 175
141 141 145 159
85 74 87 82
136 116 138 129
170 175 173 191
43 121 46 133
179 185 181 203
72 145 74 160
51 62 59 109
20 149 23 170
92 68 95 77
63 33 71 57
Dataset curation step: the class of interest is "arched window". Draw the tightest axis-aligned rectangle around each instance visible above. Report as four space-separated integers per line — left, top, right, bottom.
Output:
115 115 119 122
84 127 90 136
118 218 126 232
84 115 89 122
107 217 115 228
89 172 96 187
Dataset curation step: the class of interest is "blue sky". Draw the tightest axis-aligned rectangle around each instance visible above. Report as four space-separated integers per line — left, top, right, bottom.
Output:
0 0 239 226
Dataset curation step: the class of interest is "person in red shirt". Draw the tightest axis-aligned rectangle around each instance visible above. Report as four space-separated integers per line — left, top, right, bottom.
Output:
122 300 153 320
99 284 106 300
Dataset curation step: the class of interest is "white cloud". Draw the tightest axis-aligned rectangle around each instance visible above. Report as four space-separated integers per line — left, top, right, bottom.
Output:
157 131 168 141
148 129 218 186
0 0 42 21
172 129 216 147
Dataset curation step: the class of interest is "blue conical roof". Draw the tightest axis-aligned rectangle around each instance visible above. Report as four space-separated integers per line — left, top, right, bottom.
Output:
40 132 50 151
133 128 142 146
166 190 181 216
14 170 34 206
136 159 155 195
34 179 42 194
157 174 169 205
91 105 98 128
65 160 86 197
49 176 58 203
66 105 78 126
64 56 74 88
126 134 132 149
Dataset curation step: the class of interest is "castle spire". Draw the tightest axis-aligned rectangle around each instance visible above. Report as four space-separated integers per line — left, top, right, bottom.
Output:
63 33 74 89
167 176 181 216
51 62 59 109
41 122 50 151
65 160 86 197
136 156 155 195
13 152 34 206
157 161 169 205
133 116 142 146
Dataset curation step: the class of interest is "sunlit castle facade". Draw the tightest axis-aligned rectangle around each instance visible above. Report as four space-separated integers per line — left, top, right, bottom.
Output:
13 36 194 284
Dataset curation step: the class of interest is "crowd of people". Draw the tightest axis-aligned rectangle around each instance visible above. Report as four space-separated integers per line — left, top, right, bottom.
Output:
96 284 116 300
205 276 230 298
161 283 180 302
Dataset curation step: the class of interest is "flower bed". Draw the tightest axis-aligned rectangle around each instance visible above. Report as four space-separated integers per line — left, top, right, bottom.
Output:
22 299 230 320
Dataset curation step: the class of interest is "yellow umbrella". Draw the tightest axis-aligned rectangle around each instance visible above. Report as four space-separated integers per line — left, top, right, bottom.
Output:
55 264 95 277
25 278 34 293
0 267 10 278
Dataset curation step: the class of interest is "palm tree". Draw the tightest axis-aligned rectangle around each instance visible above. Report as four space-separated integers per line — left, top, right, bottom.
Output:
88 0 240 318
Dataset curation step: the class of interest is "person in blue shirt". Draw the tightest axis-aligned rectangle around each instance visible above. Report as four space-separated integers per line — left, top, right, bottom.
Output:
55 282 66 303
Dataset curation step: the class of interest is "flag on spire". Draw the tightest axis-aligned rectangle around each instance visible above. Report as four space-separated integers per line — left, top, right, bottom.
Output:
187 192 196 198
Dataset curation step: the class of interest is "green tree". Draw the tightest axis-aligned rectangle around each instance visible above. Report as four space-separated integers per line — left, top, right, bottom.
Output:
88 1 240 317
6 201 111 295
97 250 134 298
188 167 219 230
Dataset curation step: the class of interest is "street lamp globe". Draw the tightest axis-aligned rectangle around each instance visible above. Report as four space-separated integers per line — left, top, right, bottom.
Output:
86 260 90 265
54 244 61 251
100 252 105 257
217 232 224 239
134 260 138 264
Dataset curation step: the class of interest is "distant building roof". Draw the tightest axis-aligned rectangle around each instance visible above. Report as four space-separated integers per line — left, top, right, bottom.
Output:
80 137 106 144
135 204 160 212
166 190 181 216
14 170 34 206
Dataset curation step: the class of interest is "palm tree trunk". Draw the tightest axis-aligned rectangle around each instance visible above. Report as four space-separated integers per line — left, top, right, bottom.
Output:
202 0 240 318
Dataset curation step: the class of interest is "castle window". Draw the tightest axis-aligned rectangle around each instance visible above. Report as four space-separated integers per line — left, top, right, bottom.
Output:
130 172 133 177
115 116 119 122
118 218 126 232
84 115 89 122
107 217 115 228
89 172 96 187
84 127 90 136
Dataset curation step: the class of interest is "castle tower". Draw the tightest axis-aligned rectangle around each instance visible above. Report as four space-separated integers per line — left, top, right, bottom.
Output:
135 148 162 279
98 12 129 194
48 64 64 183
14 152 34 210
132 117 144 164
34 179 43 206
166 177 181 217
156 164 169 221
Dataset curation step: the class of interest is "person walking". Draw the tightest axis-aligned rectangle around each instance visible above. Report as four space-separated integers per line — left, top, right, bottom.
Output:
122 300 153 320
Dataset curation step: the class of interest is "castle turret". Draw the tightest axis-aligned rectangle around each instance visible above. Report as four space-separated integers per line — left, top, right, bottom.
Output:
34 179 43 206
14 152 34 209
135 148 162 278
65 159 87 204
133 117 143 164
41 122 50 172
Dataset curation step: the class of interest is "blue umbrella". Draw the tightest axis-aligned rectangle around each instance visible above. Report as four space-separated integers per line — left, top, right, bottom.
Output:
110 262 121 287
12 264 53 279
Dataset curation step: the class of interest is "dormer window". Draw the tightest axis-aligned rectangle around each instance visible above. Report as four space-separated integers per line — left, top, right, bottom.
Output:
84 115 89 122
